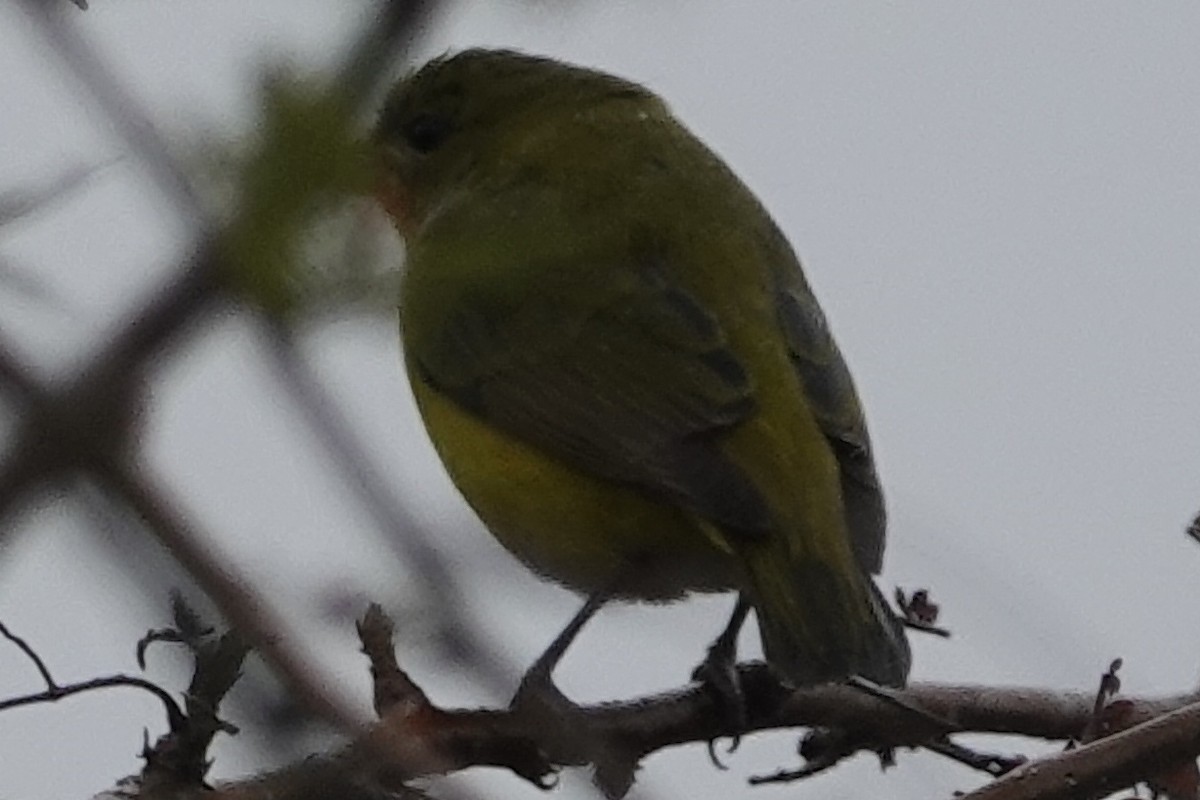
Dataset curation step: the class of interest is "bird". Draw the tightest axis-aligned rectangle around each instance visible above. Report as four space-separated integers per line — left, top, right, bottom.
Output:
373 48 910 693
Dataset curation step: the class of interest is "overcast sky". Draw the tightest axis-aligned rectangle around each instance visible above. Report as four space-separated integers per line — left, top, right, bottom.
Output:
1 3 1199 799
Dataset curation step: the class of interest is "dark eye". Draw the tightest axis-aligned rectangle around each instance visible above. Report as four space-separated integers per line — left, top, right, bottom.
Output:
404 112 452 153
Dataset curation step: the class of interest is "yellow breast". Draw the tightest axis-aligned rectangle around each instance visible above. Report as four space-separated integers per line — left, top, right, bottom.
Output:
408 371 738 600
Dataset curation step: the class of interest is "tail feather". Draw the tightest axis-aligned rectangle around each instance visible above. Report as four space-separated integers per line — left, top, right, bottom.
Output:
744 549 910 687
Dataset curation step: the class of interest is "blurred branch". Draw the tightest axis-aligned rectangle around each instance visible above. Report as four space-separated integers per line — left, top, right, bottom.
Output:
0 160 116 229
0 336 40 408
5 6 721 800
18 0 204 224
0 161 116 310
0 243 222 534
259 320 518 694
334 0 441 112
0 0 445 739
95 457 366 730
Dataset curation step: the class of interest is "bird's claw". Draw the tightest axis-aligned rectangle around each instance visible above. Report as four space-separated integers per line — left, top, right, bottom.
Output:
692 645 747 753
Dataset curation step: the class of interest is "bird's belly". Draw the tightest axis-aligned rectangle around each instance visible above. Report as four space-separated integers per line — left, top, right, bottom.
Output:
411 378 738 600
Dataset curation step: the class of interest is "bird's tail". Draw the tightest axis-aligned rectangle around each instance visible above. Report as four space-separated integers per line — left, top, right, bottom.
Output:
741 544 910 687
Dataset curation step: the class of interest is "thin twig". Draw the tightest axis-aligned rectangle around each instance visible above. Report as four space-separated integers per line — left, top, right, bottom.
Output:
0 619 185 728
1080 658 1124 745
749 753 844 785
0 674 185 729
95 457 366 731
0 619 57 689
847 675 958 733
924 737 1025 777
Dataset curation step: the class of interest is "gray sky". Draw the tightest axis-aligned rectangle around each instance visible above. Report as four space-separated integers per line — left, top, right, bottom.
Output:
1 3 1199 798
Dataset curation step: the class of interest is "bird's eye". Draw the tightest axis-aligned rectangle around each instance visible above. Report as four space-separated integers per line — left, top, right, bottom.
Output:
403 112 452 153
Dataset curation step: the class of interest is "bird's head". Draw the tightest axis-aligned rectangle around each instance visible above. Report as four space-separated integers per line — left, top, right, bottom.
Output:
373 48 653 235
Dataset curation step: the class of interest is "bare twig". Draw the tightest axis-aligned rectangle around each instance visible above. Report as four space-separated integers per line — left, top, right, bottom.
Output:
1079 657 1124 745
0 619 185 729
749 729 855 785
959 695 1200 800
358 603 429 717
204 659 1200 800
924 737 1026 777
0 673 185 729
140 601 250 788
750 704 1023 786
95 458 366 731
0 619 59 689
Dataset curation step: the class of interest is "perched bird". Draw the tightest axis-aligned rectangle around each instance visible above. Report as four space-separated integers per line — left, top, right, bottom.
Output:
375 49 910 689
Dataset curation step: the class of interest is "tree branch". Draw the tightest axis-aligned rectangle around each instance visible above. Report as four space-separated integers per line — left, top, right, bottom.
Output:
191 612 1200 800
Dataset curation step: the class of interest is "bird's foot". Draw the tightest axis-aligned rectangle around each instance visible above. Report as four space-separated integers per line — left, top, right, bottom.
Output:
510 653 579 724
510 593 605 722
691 641 748 759
690 596 752 762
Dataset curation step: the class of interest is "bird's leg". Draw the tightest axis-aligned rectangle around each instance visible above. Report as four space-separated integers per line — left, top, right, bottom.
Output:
511 591 607 715
691 593 752 750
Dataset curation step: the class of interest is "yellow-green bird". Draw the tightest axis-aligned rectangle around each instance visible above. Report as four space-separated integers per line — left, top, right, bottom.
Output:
375 49 910 689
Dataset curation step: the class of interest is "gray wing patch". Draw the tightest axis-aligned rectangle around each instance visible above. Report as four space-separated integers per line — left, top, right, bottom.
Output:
777 285 886 574
416 265 773 537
